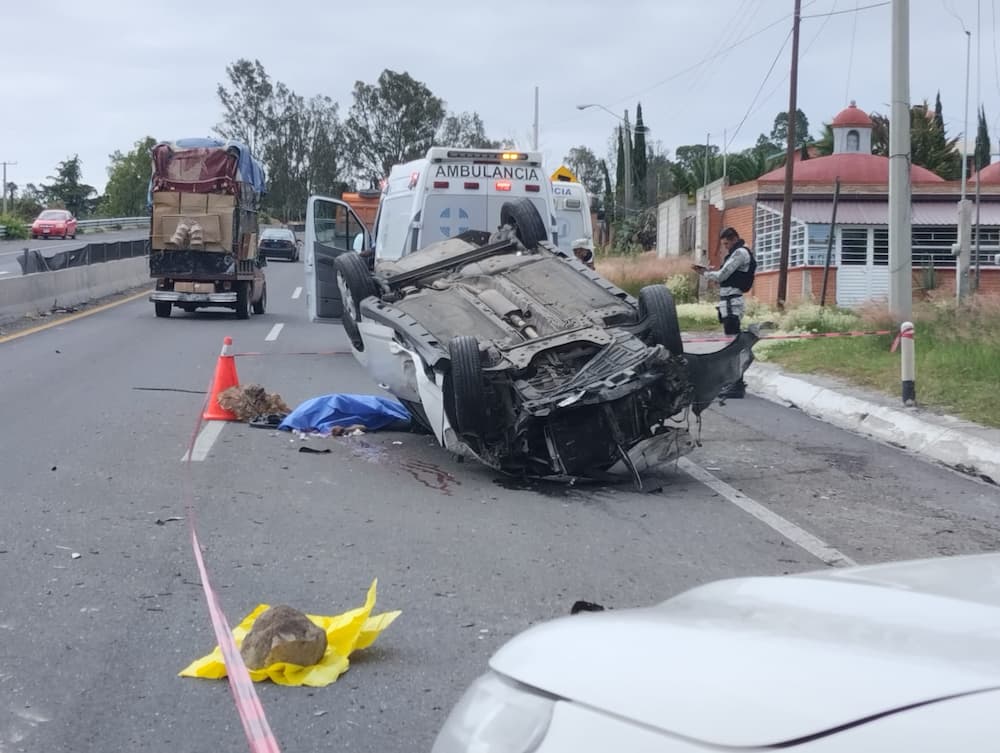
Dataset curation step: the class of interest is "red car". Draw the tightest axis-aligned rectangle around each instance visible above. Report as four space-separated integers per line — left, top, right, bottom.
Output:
31 209 77 239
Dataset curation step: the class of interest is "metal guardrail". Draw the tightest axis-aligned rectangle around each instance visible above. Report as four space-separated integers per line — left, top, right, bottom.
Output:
0 216 150 239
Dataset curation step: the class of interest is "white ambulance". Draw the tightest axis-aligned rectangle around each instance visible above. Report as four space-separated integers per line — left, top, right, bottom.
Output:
551 179 594 253
372 147 558 260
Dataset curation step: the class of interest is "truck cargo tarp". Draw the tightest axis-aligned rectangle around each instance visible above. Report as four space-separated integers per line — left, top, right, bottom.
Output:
278 394 411 435
147 138 267 205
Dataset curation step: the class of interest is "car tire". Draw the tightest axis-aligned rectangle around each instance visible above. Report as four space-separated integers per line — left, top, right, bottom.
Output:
448 335 489 438
335 253 378 351
235 281 252 320
639 285 683 356
500 198 547 249
154 301 172 318
70 233 76 239
252 283 266 315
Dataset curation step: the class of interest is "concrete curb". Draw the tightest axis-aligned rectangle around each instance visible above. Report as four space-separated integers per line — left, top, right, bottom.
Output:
744 362 1000 485
0 257 150 325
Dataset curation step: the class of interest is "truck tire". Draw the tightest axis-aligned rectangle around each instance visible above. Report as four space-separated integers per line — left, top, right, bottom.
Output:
500 199 547 250
447 336 489 438
639 285 683 356
252 282 266 315
335 253 378 351
235 281 252 320
154 301 172 318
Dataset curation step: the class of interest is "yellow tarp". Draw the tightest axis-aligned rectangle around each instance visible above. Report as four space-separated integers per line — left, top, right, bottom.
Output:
179 579 401 687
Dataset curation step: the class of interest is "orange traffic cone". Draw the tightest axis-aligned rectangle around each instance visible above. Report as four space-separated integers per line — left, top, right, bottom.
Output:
203 336 240 421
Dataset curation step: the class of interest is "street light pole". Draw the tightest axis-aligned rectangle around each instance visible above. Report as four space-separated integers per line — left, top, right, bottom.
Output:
576 103 651 217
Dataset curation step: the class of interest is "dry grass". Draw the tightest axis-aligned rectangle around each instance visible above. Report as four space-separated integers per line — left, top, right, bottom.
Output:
597 252 697 297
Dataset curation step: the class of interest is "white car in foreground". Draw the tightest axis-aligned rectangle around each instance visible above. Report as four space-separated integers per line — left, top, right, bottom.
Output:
431 552 1000 752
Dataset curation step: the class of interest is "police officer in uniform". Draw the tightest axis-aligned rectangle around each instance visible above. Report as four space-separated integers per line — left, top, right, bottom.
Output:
694 226 755 399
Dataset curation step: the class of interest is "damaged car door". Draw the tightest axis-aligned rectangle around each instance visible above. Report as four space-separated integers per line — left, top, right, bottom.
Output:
304 196 372 321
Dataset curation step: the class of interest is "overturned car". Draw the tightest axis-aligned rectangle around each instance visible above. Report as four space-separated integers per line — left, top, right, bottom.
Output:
334 199 757 483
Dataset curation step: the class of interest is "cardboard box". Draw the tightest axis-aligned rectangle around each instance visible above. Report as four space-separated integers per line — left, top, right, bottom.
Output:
151 190 236 252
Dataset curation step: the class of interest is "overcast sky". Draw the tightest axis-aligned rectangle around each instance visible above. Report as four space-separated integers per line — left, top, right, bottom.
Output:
1 0 994 196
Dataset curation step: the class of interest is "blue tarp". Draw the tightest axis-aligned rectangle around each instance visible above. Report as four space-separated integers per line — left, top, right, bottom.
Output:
278 394 412 435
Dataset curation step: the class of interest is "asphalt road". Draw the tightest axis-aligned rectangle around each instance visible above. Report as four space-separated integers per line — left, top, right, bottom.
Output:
0 229 147 276
2 259 999 752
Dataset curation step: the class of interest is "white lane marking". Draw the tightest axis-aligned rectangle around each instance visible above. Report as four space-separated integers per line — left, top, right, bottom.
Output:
265 323 284 341
291 286 303 299
677 457 857 568
0 270 8 275
181 421 226 462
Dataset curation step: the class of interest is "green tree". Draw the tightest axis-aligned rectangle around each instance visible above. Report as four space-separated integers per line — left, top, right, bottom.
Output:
215 59 273 156
44 156 96 218
614 127 627 209
13 183 45 220
632 103 648 206
101 136 156 217
770 108 811 148
437 112 500 148
934 91 944 131
910 99 961 179
600 159 614 222
975 105 991 170
344 69 446 186
563 145 604 197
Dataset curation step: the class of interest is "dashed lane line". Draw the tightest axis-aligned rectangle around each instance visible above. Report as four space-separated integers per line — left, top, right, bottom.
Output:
265 323 284 341
291 286 302 299
677 457 857 568
181 421 226 462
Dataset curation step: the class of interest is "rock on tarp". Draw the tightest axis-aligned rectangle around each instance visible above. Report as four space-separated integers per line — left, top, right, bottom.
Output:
278 394 411 435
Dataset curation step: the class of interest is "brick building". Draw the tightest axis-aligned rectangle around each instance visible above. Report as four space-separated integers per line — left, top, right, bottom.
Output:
660 102 1000 306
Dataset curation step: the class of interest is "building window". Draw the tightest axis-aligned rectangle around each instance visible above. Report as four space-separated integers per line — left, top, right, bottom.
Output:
806 223 832 265
754 203 806 271
839 228 868 264
912 227 957 269
847 129 860 152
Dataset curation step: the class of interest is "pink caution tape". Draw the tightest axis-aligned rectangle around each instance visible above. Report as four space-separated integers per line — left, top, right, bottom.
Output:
181 343 282 753
682 330 893 344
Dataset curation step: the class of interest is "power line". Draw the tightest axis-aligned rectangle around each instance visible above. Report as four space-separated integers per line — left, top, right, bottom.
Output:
725 27 794 151
731 0 841 146
844 0 861 105
607 7 805 108
801 0 889 18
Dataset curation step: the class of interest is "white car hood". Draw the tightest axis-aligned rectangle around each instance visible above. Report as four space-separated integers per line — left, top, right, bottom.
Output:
489 553 1000 747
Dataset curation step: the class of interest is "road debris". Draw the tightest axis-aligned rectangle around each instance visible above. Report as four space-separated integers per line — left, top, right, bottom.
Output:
218 384 290 423
180 579 401 687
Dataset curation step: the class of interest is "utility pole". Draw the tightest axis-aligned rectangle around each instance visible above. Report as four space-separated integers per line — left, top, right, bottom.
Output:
975 0 983 292
889 0 915 404
623 109 633 214
532 86 539 150
957 29 973 303
1 161 15 215
776 0 801 311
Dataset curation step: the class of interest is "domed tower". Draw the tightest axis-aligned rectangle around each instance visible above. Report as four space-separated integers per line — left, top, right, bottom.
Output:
832 101 874 155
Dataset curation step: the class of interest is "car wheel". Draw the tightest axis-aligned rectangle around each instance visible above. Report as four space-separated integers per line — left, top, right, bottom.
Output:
448 335 489 438
235 281 252 320
639 285 683 356
500 198 547 249
70 232 76 239
252 282 266 315
154 301 172 318
335 253 378 351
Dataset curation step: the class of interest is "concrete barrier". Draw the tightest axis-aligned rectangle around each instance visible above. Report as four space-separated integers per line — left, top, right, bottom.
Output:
0 257 151 325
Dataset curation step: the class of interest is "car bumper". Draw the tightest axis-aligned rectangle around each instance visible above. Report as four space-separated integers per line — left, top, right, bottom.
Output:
259 246 295 258
149 291 238 304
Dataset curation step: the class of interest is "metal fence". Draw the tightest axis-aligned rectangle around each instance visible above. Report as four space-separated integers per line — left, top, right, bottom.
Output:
17 239 150 274
0 215 150 239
